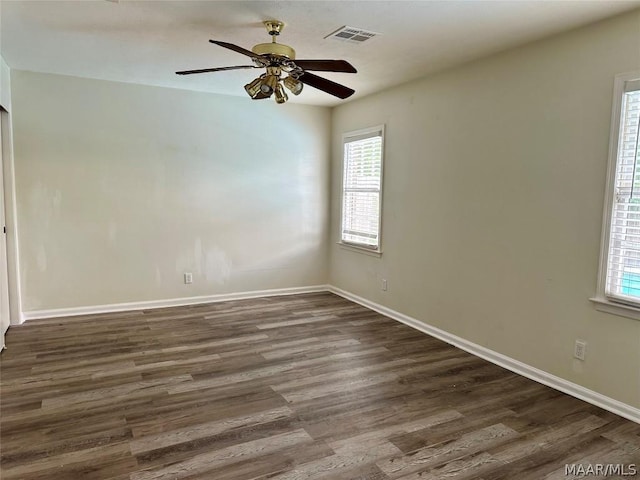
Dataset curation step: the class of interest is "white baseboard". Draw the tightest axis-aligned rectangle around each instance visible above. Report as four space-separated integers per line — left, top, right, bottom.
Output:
328 286 640 425
22 285 330 321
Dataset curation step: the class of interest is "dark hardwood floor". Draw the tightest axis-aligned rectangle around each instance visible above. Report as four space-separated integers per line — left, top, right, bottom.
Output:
1 292 638 479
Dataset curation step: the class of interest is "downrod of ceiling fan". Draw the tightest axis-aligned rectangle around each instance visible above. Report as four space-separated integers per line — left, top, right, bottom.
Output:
251 20 295 59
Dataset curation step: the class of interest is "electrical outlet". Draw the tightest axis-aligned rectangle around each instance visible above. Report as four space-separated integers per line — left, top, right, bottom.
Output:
184 272 193 284
382 279 388 291
574 340 587 361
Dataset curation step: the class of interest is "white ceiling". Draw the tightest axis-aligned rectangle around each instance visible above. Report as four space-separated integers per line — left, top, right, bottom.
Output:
1 0 639 106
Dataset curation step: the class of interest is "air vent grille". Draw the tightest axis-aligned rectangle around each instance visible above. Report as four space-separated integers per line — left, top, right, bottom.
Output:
325 26 378 44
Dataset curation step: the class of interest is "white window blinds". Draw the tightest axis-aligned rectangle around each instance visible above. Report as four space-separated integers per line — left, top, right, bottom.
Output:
606 81 640 303
341 127 384 249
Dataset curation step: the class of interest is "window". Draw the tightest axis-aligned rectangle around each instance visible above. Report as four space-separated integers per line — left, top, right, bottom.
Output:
340 126 384 252
594 72 640 318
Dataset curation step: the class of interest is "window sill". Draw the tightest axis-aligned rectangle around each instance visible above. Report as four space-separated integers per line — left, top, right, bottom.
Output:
589 297 640 321
337 242 382 257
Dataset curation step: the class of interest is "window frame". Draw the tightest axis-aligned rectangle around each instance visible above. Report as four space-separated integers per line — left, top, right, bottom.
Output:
339 125 385 255
592 70 640 321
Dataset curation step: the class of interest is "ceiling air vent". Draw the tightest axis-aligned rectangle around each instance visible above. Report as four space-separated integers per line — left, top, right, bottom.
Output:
325 26 378 44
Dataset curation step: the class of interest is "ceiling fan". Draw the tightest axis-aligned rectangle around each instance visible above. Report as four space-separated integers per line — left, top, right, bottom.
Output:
176 20 357 104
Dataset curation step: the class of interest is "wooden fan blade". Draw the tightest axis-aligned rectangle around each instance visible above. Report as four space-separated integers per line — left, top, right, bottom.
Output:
176 65 257 75
294 60 357 73
209 40 263 59
298 72 355 99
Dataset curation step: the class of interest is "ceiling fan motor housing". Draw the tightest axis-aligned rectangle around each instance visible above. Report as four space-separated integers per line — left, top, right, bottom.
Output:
251 43 296 59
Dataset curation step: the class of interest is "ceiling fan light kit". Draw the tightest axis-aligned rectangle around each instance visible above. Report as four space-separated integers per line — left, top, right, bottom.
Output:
274 83 288 104
176 20 357 104
283 75 303 95
244 76 264 97
260 71 279 95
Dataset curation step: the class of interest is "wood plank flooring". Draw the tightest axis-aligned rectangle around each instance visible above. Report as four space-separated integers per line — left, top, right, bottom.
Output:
1 292 638 479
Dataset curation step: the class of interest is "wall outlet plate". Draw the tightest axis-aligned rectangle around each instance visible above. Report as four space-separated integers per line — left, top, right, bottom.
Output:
184 272 193 284
574 340 587 361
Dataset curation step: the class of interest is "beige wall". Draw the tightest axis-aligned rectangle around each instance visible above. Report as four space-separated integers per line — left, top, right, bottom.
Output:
330 11 640 408
11 71 330 311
